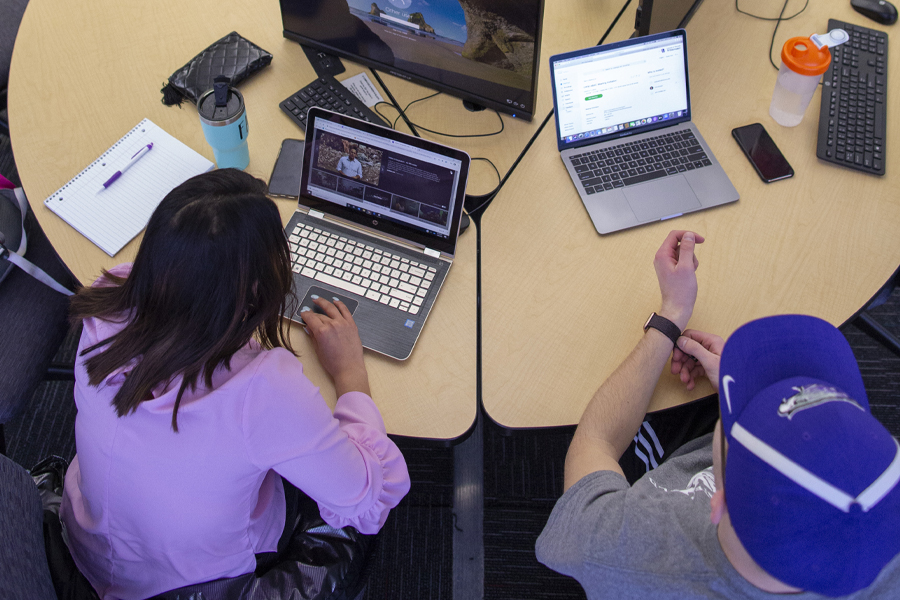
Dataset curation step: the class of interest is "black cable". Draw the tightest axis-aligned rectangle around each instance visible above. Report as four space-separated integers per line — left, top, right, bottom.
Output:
394 92 440 128
408 112 504 139
373 101 396 128
464 157 503 215
473 157 501 186
735 0 809 21
372 89 505 138
735 0 810 71
369 68 420 136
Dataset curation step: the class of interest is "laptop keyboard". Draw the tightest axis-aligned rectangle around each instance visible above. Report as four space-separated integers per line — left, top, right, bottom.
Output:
287 222 437 315
569 129 712 194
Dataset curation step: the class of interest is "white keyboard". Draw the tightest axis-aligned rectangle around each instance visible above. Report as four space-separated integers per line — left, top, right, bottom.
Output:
287 222 436 315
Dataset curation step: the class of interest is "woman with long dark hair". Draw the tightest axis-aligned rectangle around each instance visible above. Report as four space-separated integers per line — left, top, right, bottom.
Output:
60 169 409 599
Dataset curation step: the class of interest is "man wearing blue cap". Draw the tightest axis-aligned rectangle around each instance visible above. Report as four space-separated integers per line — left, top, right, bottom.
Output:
536 230 900 598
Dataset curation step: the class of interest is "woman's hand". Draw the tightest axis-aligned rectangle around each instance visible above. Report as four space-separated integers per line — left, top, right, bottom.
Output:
301 297 371 397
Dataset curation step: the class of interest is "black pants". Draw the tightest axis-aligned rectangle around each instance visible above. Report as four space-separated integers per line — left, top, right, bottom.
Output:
618 394 719 485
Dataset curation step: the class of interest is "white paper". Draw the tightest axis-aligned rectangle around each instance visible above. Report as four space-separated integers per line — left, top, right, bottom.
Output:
43 119 214 256
340 73 385 108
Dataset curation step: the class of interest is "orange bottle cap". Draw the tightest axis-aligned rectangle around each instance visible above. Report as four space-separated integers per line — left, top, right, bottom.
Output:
781 36 831 76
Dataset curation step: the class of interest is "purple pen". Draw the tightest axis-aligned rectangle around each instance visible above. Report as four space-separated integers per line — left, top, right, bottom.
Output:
98 143 154 192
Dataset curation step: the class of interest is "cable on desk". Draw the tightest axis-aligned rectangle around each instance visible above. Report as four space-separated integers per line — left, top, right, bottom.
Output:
376 92 506 138
735 0 810 71
464 157 502 215
369 68 420 136
391 92 440 129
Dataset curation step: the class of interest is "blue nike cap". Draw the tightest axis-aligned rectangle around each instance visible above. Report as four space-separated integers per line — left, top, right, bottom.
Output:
718 315 900 596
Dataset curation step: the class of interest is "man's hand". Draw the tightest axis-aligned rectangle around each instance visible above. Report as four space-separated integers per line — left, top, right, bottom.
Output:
653 230 705 331
301 297 371 397
671 329 724 391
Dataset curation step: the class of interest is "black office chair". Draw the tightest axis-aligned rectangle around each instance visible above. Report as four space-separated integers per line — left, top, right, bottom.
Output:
0 189 77 455
0 453 58 599
0 0 30 136
851 266 900 359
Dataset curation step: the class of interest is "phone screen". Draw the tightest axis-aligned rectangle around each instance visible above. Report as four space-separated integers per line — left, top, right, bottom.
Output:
732 124 793 183
267 139 305 198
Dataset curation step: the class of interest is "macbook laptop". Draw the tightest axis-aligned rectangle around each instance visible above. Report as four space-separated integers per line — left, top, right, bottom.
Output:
549 29 738 234
284 107 470 360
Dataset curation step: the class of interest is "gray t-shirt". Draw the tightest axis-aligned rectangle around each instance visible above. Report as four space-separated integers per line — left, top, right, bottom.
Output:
536 433 900 599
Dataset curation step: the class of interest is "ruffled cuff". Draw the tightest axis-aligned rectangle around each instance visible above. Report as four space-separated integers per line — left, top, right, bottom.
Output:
317 394 410 534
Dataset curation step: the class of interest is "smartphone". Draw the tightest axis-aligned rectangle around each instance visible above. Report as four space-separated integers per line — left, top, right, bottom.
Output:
267 139 305 198
732 123 793 183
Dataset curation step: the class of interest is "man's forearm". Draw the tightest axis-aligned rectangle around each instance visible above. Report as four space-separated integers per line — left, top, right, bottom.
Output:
564 328 676 489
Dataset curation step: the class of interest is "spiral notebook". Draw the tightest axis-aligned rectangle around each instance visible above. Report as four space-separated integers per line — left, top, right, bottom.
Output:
44 119 214 256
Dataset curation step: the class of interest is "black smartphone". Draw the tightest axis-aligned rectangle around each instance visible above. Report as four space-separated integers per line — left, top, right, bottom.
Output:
267 139 305 198
732 123 793 183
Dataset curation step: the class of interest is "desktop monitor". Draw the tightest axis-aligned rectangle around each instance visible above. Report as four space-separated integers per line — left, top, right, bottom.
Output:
280 0 544 121
633 0 705 37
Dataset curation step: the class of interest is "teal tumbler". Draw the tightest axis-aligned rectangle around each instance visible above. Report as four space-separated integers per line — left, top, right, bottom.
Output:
198 80 250 170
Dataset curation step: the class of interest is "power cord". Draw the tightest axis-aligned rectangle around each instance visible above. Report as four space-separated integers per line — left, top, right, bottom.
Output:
464 157 502 215
374 93 505 138
735 0 811 71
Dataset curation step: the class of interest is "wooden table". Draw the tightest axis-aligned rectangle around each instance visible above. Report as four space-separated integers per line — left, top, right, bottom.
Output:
8 0 480 440
481 0 900 429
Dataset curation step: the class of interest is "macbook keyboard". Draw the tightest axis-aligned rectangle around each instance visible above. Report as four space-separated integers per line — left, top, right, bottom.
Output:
287 222 436 315
569 129 712 194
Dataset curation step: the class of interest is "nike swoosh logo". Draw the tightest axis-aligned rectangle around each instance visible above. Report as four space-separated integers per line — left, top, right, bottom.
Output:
722 375 735 414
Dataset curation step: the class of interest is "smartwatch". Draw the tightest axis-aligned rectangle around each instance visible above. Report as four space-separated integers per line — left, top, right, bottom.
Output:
643 312 681 347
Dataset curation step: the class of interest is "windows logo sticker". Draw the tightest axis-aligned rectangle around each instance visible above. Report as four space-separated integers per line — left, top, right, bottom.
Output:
405 319 415 328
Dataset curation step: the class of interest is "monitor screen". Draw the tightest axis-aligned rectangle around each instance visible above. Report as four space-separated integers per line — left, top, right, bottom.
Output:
280 0 544 120
305 113 465 240
551 31 690 147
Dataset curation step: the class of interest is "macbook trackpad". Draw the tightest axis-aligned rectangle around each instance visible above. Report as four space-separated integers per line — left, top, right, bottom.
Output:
623 176 701 222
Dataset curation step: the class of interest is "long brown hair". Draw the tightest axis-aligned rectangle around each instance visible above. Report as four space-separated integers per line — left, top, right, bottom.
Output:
70 169 296 431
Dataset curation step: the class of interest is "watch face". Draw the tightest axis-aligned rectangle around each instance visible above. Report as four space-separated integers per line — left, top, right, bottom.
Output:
644 312 656 331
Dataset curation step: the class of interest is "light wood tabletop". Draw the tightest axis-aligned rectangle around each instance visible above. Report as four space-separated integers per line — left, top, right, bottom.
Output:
8 0 478 440
481 0 900 429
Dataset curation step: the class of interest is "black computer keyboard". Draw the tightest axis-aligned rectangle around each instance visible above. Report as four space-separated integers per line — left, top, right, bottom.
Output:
571 129 711 193
279 74 387 133
816 19 888 175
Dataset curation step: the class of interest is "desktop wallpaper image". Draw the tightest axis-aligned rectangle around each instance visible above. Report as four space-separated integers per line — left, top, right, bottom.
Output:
346 0 539 86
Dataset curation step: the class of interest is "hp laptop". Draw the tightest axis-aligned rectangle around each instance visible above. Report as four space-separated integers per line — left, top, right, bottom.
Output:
549 29 738 234
285 107 470 360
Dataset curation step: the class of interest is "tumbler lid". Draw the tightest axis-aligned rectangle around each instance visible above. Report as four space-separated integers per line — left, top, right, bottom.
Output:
198 81 245 126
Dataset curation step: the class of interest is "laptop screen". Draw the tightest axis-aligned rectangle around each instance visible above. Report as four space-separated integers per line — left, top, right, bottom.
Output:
300 108 470 256
551 30 690 147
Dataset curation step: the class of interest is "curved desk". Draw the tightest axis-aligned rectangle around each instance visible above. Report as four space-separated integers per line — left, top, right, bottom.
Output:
481 1 900 428
8 0 477 440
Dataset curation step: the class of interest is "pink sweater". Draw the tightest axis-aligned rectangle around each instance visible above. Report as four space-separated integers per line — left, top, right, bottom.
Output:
60 266 410 600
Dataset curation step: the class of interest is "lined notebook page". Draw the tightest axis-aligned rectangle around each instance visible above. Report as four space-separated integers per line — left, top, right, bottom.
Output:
44 119 214 256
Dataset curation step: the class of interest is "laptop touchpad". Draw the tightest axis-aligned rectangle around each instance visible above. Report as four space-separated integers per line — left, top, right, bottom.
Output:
623 176 701 222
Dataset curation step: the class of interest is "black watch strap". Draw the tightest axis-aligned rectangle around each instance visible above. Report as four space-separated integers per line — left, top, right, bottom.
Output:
643 312 681 347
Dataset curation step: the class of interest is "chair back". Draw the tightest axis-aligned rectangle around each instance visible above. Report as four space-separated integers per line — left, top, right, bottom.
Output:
0 453 57 600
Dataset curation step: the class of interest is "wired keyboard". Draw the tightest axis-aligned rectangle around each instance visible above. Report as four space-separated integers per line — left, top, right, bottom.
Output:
279 74 386 133
816 19 888 175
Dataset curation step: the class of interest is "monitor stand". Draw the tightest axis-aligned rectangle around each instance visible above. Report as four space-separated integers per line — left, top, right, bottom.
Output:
463 100 487 113
301 45 345 77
